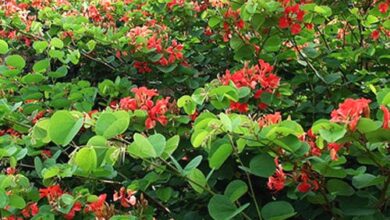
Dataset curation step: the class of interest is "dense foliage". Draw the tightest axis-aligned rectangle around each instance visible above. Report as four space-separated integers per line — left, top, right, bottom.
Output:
0 0 389 219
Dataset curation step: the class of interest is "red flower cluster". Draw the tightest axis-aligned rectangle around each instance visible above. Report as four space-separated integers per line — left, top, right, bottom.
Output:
85 194 107 218
39 184 63 200
113 187 137 208
222 8 245 41
159 40 184 66
167 0 185 9
330 98 371 131
220 60 280 92
279 3 306 35
379 2 389 14
229 102 249 113
64 202 82 220
258 112 282 128
133 61 152 74
296 171 319 193
119 87 170 129
305 129 322 156
267 158 286 192
21 203 39 218
0 128 21 138
371 30 380 41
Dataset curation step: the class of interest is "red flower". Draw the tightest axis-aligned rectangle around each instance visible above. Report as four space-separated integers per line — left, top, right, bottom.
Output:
379 2 389 14
21 203 39 218
380 105 389 129
258 112 282 127
279 17 290 29
85 194 106 217
134 61 152 74
327 143 343 160
119 97 137 111
331 98 371 131
64 202 82 220
39 185 63 199
220 60 279 91
113 187 137 208
230 102 249 113
267 158 286 192
41 150 52 159
297 181 311 193
236 19 245 29
6 167 16 175
290 23 302 35
296 171 319 193
371 30 380 41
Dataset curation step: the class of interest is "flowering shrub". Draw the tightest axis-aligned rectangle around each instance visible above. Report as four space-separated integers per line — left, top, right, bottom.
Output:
0 0 389 219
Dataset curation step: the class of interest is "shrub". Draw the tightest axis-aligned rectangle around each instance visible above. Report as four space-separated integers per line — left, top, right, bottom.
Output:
0 0 389 219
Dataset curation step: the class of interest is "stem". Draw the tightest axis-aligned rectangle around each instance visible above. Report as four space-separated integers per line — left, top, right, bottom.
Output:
377 174 390 209
228 135 262 220
291 37 327 83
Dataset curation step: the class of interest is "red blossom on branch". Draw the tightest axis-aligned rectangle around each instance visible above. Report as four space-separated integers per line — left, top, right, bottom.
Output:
330 98 371 131
267 158 286 192
380 105 389 129
113 187 137 208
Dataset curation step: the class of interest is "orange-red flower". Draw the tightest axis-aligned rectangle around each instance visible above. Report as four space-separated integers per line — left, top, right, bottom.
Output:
267 158 286 192
330 98 371 131
113 187 137 208
380 105 389 129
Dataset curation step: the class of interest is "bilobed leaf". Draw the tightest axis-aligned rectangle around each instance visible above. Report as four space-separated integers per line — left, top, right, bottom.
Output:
161 135 180 159
224 180 248 202
95 111 130 139
208 194 249 220
128 133 158 158
261 201 296 220
209 143 232 169
249 154 276 177
48 111 83 146
0 40 9 54
5 55 26 69
187 168 207 193
73 147 98 173
184 155 203 173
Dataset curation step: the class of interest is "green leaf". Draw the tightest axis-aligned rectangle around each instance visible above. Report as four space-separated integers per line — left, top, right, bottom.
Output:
9 194 26 209
191 129 209 148
177 95 196 115
73 147 98 173
0 40 9 54
95 111 130 139
249 154 276 177
352 174 384 189
208 195 249 220
224 180 248 202
261 201 296 220
184 155 203 173
33 59 50 73
48 111 83 146
219 113 232 132
148 133 166 157
22 73 45 84
326 179 355 196
0 190 9 208
162 135 180 159
50 38 64 49
208 16 221 28
33 41 49 53
5 55 26 69
356 118 382 134
314 5 332 17
42 166 60 179
128 133 156 158
317 123 347 143
187 168 207 194
264 36 281 52
209 143 232 169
